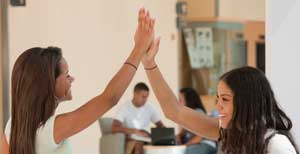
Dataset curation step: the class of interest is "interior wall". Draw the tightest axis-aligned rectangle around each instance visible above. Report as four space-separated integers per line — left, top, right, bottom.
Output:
8 0 178 153
182 0 217 18
219 0 265 20
267 0 300 146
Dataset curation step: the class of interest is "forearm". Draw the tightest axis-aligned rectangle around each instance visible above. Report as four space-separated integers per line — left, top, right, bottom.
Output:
55 7 155 143
102 48 143 104
144 65 219 140
185 136 202 146
54 48 143 143
144 66 180 120
112 126 136 135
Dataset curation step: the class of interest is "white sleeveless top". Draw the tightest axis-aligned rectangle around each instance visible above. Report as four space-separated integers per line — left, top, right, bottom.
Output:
217 129 297 154
5 116 72 154
266 130 297 154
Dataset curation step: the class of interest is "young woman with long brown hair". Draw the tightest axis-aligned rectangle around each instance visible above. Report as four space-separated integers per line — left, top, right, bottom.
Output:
142 38 299 154
2 8 155 154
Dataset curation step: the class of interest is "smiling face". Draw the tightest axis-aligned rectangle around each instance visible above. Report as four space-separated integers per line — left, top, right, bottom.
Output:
216 80 234 129
54 58 75 102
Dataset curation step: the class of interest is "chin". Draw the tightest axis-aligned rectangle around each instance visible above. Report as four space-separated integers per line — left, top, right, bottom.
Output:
66 90 73 100
220 121 228 129
66 94 73 100
221 125 228 129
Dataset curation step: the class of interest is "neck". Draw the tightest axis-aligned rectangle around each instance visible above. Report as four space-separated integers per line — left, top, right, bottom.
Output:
131 99 140 108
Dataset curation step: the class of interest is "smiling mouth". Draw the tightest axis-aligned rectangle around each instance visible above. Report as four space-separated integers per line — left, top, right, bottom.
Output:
219 114 226 118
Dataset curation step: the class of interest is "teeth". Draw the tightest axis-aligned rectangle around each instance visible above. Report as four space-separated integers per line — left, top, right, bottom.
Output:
219 114 225 117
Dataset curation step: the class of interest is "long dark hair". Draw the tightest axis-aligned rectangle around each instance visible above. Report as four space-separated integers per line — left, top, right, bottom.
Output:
10 47 62 154
219 66 299 154
180 87 206 113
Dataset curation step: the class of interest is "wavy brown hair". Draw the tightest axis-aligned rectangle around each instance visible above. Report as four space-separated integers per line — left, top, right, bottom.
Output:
218 66 299 154
10 47 62 154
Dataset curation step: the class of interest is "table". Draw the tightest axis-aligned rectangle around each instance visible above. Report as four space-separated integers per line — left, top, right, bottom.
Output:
143 145 187 154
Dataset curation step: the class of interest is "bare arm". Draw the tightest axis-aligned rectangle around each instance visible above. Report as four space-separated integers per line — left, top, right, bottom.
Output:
111 120 149 137
142 38 219 140
112 120 137 135
185 136 203 146
1 135 9 154
54 8 155 143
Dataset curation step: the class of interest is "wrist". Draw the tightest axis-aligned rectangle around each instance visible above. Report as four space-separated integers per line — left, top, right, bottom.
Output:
142 60 156 68
126 48 144 68
133 45 146 55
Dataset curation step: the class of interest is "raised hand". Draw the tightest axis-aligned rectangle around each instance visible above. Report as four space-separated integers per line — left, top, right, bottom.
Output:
142 37 160 68
134 7 155 54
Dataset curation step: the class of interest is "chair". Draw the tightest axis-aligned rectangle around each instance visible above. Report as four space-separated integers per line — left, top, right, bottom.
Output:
98 117 126 154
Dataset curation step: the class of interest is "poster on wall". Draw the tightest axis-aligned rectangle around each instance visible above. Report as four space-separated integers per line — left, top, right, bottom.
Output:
183 27 214 69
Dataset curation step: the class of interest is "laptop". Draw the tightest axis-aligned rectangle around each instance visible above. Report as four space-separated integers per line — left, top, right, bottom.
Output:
150 128 176 145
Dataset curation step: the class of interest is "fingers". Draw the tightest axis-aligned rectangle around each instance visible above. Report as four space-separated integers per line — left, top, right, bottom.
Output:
144 11 150 31
149 18 155 32
134 8 156 52
138 7 146 23
138 9 154 32
147 37 160 58
152 37 160 53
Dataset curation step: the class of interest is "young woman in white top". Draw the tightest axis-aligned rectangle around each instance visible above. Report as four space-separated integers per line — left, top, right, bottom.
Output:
141 38 299 154
1 8 155 154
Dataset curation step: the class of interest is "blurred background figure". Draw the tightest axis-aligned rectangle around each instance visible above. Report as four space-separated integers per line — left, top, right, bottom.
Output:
177 87 217 154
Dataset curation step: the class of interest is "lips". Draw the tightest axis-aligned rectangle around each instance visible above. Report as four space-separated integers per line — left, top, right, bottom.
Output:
219 114 226 118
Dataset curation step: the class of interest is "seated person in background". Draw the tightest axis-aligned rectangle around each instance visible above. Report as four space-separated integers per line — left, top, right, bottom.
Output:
112 82 165 154
177 88 217 154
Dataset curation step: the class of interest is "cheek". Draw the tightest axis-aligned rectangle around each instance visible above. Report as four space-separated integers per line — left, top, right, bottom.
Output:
228 103 234 117
55 79 70 97
55 82 64 97
225 107 233 119
224 104 234 124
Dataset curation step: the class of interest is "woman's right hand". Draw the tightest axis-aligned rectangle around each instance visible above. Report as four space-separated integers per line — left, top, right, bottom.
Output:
134 8 155 54
142 37 160 68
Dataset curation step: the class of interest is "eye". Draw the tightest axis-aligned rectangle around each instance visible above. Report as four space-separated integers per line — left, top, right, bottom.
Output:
222 98 229 101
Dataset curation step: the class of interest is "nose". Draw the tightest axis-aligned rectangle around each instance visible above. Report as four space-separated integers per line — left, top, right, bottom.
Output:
215 99 222 112
70 76 75 82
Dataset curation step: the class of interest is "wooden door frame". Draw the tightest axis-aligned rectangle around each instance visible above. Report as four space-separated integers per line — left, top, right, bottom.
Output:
1 0 9 134
0 0 4 136
244 21 265 67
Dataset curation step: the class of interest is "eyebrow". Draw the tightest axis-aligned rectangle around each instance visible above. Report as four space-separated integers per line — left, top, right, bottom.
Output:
216 93 233 97
220 94 232 97
63 70 69 74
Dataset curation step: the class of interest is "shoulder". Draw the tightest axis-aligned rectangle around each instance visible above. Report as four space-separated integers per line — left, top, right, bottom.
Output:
4 118 12 142
144 103 156 111
268 133 297 154
36 115 68 149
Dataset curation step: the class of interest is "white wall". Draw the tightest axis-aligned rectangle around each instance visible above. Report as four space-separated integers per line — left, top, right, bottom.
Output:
267 0 300 146
219 0 265 21
8 0 178 153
